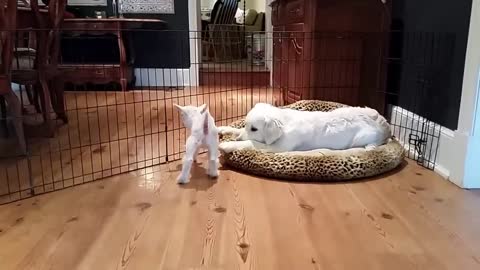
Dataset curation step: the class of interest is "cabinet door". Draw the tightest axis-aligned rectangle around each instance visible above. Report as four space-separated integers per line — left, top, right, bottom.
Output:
284 23 306 104
312 0 391 113
311 35 363 106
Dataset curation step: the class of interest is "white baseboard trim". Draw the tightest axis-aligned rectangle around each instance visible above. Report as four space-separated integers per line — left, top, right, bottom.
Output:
434 164 451 179
400 143 451 179
134 68 199 87
389 105 454 179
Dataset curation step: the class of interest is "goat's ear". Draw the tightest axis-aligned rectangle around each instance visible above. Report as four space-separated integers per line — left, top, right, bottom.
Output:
174 104 184 112
199 104 208 114
264 116 283 145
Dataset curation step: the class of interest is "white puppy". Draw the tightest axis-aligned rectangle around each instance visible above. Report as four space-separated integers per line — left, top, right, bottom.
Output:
175 104 219 184
218 103 391 153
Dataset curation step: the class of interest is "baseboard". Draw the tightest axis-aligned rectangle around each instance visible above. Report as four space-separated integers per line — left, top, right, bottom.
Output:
434 164 451 179
134 68 199 87
389 105 454 179
399 139 451 179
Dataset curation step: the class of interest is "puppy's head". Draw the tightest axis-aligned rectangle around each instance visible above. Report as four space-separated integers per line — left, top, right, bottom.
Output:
242 104 283 145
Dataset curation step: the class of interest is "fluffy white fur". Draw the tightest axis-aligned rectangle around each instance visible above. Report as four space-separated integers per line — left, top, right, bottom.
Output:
218 103 391 153
175 104 219 184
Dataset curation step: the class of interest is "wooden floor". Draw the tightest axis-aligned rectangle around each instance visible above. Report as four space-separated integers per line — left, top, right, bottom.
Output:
0 158 480 270
0 87 281 203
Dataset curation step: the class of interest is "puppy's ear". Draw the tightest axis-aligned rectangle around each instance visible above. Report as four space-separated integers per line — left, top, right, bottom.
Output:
264 116 283 145
198 104 208 114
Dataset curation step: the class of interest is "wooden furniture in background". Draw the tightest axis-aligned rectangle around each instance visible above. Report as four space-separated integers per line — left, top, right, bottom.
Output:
60 18 166 92
1 0 26 153
271 0 391 113
202 0 240 61
1 0 67 155
14 0 68 126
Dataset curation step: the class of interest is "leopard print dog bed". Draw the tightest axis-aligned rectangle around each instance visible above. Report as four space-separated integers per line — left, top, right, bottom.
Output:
219 100 405 181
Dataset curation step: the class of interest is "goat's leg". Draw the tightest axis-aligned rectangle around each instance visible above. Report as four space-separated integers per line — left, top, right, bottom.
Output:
207 139 219 179
193 147 200 163
177 136 201 184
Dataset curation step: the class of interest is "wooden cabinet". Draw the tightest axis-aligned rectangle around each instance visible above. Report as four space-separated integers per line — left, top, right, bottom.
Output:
284 23 306 103
273 24 309 104
271 0 391 112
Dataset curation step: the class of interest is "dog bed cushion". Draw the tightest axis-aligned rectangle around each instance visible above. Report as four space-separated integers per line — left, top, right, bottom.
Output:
219 100 405 181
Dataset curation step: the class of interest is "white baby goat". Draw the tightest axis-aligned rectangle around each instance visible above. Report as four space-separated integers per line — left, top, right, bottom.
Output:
175 104 219 184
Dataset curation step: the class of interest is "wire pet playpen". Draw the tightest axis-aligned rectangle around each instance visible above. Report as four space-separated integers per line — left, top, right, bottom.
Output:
0 28 453 204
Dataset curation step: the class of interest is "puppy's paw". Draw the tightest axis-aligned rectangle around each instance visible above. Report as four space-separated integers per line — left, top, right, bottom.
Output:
219 141 239 153
176 174 190 184
234 133 246 141
365 144 377 151
217 126 232 135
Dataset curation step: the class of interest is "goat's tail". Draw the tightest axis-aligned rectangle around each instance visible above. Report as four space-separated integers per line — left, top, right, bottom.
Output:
202 109 210 135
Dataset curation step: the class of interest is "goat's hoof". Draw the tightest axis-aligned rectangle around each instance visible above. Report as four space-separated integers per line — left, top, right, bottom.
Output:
208 171 219 179
176 175 190 184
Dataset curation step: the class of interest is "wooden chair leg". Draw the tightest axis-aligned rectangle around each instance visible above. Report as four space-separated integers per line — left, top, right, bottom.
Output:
18 85 25 110
38 76 54 137
25 85 34 105
26 84 41 113
52 77 67 123
212 42 218 62
3 91 27 154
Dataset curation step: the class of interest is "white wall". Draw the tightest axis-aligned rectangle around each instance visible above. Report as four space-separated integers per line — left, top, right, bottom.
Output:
201 0 215 9
67 0 107 6
202 0 266 12
239 0 266 12
448 0 480 188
